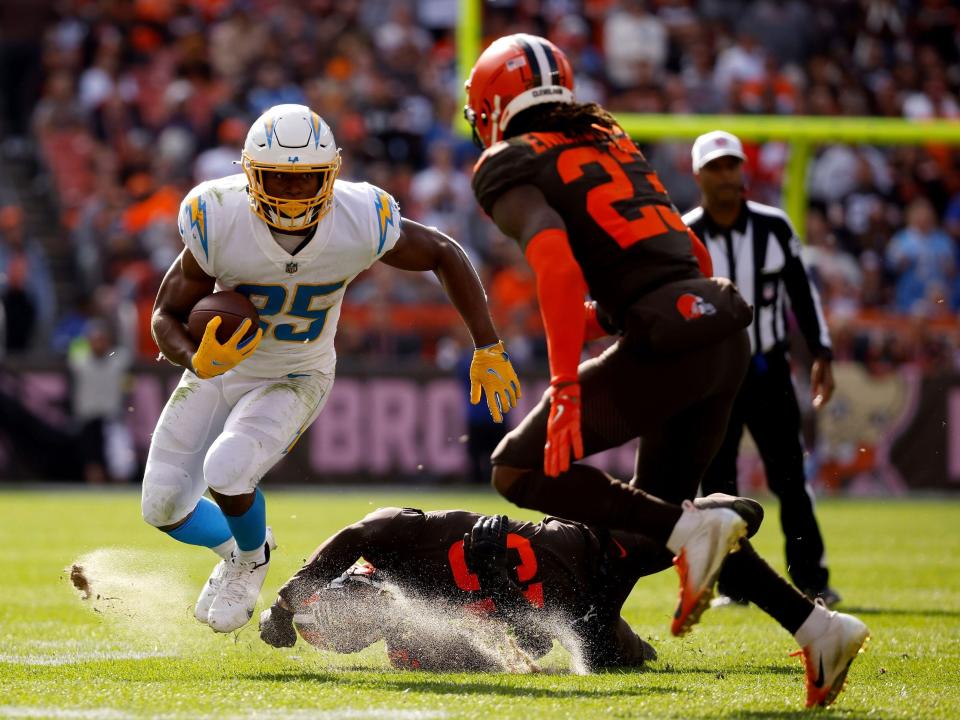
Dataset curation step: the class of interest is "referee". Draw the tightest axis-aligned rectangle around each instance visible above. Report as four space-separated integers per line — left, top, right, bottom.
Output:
683 130 840 607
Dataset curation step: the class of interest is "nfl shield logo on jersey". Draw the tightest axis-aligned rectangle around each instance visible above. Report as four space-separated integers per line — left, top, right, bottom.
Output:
286 261 298 274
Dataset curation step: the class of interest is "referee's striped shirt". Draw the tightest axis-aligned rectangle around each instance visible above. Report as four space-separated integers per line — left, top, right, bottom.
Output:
683 200 832 359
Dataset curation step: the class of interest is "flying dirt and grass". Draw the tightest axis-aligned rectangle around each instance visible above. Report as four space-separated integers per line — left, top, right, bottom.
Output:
2 488 959 719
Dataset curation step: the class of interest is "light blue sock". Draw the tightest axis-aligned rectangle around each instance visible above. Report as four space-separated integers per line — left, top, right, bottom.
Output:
224 488 267 552
166 497 233 549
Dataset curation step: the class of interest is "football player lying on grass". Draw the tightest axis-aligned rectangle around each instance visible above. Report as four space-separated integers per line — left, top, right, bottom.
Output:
260 496 764 673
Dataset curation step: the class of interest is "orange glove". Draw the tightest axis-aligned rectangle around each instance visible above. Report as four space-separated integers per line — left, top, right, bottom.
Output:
544 382 584 477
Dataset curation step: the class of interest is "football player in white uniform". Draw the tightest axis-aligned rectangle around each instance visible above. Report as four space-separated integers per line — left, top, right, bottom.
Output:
142 104 522 633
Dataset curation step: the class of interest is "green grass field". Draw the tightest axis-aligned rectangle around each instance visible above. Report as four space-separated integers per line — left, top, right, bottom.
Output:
2 488 959 719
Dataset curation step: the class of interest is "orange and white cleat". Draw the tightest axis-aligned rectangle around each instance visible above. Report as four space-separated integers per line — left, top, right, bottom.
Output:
792 601 869 707
666 501 747 636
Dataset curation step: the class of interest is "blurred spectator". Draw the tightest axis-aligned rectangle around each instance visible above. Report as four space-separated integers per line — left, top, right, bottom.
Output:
30 71 84 142
67 319 134 484
0 205 55 353
713 30 766 95
736 56 799 115
208 9 270 79
193 117 246 183
885 198 955 314
822 154 897 263
681 41 725 114
0 0 51 138
944 191 960 244
903 75 960 120
551 15 605 104
603 0 667 90
803 209 863 318
410 141 473 241
374 3 433 70
247 62 306 116
808 145 890 208
739 0 813 66
78 30 136 114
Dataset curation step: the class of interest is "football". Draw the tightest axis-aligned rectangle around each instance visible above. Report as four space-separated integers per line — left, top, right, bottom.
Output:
187 290 260 345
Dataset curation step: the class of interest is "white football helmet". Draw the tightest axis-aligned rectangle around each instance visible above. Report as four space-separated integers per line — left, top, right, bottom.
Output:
241 104 341 231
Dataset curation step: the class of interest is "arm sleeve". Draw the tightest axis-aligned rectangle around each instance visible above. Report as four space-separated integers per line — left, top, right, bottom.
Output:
177 186 216 277
277 507 418 608
525 228 588 385
777 220 832 359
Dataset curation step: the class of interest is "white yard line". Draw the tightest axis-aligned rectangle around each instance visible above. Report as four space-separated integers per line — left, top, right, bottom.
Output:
0 650 177 666
0 709 135 719
0 709 447 720
225 713 449 720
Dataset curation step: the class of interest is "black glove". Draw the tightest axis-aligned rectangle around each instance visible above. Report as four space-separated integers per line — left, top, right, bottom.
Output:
259 603 297 648
464 515 529 610
464 515 509 583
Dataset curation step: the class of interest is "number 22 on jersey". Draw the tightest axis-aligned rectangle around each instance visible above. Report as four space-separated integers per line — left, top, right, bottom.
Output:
557 143 686 250
235 281 345 343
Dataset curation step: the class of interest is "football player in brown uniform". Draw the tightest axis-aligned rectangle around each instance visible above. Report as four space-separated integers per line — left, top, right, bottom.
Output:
259 495 764 672
460 34 868 706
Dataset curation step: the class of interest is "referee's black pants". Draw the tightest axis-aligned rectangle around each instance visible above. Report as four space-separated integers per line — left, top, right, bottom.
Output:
701 350 829 595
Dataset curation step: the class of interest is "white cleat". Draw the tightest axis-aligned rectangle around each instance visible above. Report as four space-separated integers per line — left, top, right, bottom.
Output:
206 529 276 633
195 556 229 624
666 501 747 637
792 602 870 708
195 529 275 624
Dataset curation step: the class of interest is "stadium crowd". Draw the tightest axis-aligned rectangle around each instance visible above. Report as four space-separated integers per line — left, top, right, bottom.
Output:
0 0 959 372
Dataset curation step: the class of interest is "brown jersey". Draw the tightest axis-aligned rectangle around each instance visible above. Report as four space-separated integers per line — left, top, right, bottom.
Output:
278 507 667 646
472 128 702 326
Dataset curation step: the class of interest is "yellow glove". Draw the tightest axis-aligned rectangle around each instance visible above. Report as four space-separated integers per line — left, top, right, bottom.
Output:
469 340 521 423
191 316 263 379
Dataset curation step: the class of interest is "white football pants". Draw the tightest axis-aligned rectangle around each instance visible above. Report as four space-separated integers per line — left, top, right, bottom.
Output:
141 368 333 528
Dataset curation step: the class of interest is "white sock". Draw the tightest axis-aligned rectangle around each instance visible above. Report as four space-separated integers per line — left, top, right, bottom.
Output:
795 602 832 646
212 538 237 560
666 500 698 554
235 544 266 565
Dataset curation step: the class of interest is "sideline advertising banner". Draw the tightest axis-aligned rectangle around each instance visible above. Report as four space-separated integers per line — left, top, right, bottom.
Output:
0 363 956 491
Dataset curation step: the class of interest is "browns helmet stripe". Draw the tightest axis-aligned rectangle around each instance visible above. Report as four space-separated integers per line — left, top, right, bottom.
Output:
538 38 561 85
515 36 542 87
524 35 555 87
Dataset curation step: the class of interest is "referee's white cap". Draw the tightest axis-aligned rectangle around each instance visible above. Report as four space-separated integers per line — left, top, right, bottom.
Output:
691 130 746 173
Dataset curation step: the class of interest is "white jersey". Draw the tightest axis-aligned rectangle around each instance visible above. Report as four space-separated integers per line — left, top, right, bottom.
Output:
178 173 401 377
